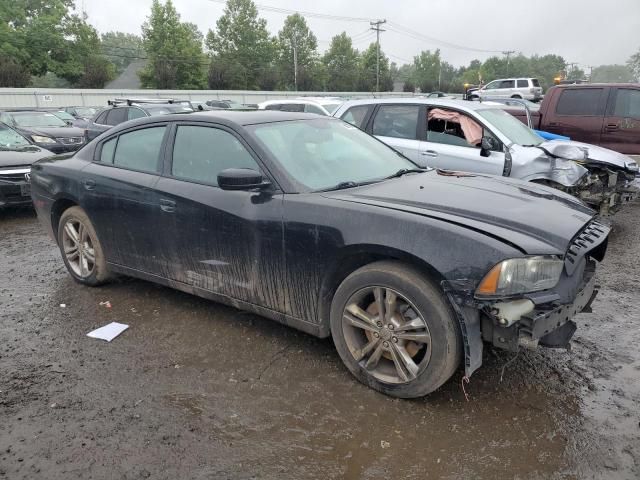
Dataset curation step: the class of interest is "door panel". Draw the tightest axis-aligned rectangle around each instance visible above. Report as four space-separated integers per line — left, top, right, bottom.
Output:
546 87 607 142
369 104 423 164
421 140 504 175
600 87 640 155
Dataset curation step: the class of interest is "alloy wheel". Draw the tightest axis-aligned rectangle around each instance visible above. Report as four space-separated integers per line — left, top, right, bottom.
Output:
62 219 96 278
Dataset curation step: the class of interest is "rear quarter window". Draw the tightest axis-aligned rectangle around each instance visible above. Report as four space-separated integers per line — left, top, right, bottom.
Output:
556 88 604 116
340 105 371 129
532 79 540 87
517 79 528 88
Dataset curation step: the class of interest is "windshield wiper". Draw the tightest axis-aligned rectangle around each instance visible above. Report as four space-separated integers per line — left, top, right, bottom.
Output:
318 181 361 192
383 168 427 180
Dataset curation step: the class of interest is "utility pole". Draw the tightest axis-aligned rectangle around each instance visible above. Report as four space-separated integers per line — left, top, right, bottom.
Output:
566 62 579 80
502 50 515 76
291 33 299 92
370 19 386 92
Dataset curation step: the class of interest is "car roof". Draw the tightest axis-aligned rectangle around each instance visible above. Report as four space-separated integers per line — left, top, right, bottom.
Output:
336 97 493 112
259 99 330 107
553 82 640 88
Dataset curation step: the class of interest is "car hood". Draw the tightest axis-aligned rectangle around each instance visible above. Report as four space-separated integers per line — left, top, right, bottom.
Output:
0 147 52 167
17 126 85 139
324 170 595 254
541 140 638 172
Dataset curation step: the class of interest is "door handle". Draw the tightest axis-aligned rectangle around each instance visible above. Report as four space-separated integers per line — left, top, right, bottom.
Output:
421 150 438 157
604 123 618 131
82 179 96 190
159 199 176 213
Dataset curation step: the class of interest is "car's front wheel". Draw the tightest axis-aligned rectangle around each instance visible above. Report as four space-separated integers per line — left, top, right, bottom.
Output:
330 261 462 398
58 206 110 286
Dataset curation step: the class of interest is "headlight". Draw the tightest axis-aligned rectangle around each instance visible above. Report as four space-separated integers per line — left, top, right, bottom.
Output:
31 135 56 144
476 256 563 297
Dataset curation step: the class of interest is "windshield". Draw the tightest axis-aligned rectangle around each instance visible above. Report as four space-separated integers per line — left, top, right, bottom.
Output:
146 105 194 116
0 124 31 148
11 112 67 128
249 118 416 191
75 107 96 117
322 103 341 114
476 108 543 146
52 111 75 122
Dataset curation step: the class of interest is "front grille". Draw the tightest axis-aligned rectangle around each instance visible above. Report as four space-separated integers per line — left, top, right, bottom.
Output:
0 167 30 183
565 220 610 275
56 137 83 145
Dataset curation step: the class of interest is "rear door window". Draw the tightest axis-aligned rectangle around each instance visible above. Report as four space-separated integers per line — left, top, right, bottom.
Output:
372 105 420 140
556 88 604 116
500 80 515 88
278 103 305 113
171 125 260 186
105 108 127 126
517 79 528 88
340 105 371 129
113 126 166 173
127 107 147 120
264 104 282 111
613 89 640 119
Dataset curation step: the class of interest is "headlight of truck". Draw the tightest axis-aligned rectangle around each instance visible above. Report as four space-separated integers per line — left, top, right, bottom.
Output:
31 135 56 144
476 256 563 297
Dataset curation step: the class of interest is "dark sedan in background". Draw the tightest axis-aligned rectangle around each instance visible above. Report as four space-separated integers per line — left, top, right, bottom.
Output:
30 111 609 398
0 122 51 208
0 110 85 153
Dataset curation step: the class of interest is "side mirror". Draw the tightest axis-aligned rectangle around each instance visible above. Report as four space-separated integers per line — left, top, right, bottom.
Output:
480 136 497 157
218 168 271 191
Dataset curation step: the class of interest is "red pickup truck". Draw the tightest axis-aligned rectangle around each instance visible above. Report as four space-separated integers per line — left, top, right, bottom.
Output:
507 83 640 158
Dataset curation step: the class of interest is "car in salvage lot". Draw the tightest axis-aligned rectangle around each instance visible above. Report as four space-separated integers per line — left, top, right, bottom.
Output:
0 122 52 208
30 111 610 398
333 98 639 216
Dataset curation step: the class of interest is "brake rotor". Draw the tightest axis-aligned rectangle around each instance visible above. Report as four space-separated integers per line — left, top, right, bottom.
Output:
365 302 421 359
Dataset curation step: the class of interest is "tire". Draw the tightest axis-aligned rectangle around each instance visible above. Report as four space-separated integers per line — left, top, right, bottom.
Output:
57 206 110 286
330 260 462 398
469 94 479 101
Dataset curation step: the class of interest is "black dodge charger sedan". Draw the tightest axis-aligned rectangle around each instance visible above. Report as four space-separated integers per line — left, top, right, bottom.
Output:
30 111 609 398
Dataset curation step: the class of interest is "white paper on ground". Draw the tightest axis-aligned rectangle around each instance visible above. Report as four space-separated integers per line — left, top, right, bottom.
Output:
86 322 129 342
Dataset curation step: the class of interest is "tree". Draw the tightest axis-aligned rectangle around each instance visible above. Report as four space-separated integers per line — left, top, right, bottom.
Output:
206 0 274 90
627 48 640 81
323 33 359 91
358 43 393 92
140 0 207 89
591 64 636 83
411 49 441 92
101 32 144 74
275 14 321 91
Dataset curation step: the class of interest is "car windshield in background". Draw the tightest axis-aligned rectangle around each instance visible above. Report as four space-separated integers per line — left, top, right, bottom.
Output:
52 111 75 122
249 118 416 191
322 103 341 114
477 108 543 147
0 125 31 148
75 107 96 117
146 105 194 116
11 112 67 127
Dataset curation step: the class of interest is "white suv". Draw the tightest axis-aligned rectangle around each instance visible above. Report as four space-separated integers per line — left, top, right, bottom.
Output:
472 78 542 101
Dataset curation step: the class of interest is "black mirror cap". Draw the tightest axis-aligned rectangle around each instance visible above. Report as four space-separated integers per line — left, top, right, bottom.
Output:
481 136 497 151
218 168 270 191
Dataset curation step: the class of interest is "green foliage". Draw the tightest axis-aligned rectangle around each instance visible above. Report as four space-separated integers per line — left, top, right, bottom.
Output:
627 48 640 81
322 32 360 91
591 64 636 83
358 43 393 92
101 32 144 74
0 0 115 87
275 14 321 91
140 0 207 89
206 0 275 90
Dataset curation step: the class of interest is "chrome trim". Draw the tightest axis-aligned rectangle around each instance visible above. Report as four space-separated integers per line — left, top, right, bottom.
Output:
0 168 31 175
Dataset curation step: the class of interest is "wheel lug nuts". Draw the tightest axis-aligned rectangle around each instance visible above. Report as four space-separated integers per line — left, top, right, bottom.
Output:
388 324 394 330
373 332 379 338
376 322 382 327
392 337 398 343
383 341 389 347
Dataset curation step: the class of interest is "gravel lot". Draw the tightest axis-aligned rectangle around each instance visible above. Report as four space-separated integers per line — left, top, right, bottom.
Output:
1 201 639 479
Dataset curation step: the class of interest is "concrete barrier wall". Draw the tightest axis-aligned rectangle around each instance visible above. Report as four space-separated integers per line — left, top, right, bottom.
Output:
0 88 421 108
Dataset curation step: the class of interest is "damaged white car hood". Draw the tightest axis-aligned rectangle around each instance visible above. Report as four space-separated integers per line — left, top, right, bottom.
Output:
541 140 639 172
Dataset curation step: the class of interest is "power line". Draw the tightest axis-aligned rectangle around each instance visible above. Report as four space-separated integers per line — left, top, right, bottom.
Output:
206 0 372 22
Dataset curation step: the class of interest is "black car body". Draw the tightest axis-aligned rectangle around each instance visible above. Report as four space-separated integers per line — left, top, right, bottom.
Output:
84 100 195 141
30 112 609 397
0 110 85 154
0 123 52 207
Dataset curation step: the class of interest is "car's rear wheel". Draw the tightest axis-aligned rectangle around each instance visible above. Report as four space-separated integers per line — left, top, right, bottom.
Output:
330 261 461 398
58 206 110 286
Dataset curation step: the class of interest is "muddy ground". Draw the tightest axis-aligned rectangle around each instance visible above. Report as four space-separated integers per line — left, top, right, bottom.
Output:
0 201 639 480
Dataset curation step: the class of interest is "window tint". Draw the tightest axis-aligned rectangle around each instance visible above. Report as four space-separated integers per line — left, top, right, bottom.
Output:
127 107 146 120
100 137 117 163
304 104 326 115
279 103 305 113
340 105 371 129
556 88 603 115
372 105 419 140
500 80 515 88
532 79 540 87
264 104 282 111
484 81 498 90
105 108 127 126
172 126 259 186
517 79 528 88
95 111 108 124
113 126 166 173
613 89 640 119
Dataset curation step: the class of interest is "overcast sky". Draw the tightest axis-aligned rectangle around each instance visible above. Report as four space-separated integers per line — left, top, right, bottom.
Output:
81 0 640 68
